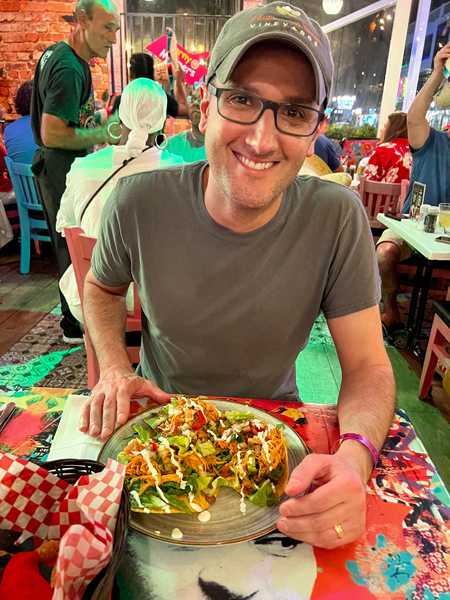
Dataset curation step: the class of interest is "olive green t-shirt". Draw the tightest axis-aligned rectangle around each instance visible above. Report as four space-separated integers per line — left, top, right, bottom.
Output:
92 161 380 401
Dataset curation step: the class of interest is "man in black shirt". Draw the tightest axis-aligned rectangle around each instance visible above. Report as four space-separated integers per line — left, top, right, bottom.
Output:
31 0 121 343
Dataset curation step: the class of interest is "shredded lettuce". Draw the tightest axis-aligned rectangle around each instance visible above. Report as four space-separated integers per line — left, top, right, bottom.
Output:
117 452 132 465
133 424 150 444
144 410 168 430
194 440 217 457
247 454 258 474
186 473 213 494
165 435 190 452
225 411 254 422
203 474 239 496
128 479 193 515
248 479 280 507
267 463 285 482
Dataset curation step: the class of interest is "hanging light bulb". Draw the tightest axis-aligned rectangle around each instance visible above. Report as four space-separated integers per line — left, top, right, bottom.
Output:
322 0 343 15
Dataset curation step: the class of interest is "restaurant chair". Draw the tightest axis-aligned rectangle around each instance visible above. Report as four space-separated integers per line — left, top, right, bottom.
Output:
398 179 410 212
4 158 51 274
359 176 402 230
64 226 142 389
418 301 450 399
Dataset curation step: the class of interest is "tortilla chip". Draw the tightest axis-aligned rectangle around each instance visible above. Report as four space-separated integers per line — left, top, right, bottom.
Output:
274 445 289 497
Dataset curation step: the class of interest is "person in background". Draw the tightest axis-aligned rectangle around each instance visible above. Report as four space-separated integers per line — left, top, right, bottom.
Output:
165 86 206 162
376 44 450 337
112 52 188 118
4 81 38 164
56 78 183 324
80 2 395 550
0 144 15 206
314 133 344 172
364 112 411 183
30 0 121 344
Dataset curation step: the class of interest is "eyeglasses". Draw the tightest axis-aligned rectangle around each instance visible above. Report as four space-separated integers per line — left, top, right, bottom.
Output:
208 84 325 137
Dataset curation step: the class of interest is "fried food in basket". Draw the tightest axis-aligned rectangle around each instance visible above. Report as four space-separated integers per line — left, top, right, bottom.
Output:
0 540 60 600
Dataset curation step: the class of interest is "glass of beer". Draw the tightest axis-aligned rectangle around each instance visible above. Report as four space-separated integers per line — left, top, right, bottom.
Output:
439 203 450 235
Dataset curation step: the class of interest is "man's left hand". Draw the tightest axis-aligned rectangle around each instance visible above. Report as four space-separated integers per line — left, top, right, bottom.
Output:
277 453 367 549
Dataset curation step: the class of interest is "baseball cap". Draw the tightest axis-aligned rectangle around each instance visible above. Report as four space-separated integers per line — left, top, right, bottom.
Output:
207 2 333 108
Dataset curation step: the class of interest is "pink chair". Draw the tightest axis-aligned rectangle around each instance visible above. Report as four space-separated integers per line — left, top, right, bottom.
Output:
398 179 410 212
359 176 402 229
64 227 141 390
419 301 450 399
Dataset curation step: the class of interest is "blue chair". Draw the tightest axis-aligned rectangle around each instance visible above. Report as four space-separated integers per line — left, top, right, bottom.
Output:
5 158 51 274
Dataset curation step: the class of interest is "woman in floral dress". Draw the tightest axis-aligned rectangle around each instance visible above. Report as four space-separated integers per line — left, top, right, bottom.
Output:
364 112 412 184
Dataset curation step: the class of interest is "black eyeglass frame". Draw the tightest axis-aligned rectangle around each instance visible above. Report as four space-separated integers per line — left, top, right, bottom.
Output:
208 84 325 138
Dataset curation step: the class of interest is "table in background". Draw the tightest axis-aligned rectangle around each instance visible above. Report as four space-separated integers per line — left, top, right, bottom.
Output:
0 386 449 599
377 214 450 353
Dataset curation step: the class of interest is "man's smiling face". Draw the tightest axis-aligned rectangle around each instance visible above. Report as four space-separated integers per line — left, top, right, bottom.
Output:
199 42 324 219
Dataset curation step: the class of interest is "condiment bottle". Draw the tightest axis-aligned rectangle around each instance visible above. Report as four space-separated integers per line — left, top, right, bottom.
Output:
417 204 430 231
424 206 439 233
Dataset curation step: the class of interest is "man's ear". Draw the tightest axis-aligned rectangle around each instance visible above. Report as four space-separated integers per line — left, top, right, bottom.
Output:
199 83 210 135
306 117 327 157
76 9 89 29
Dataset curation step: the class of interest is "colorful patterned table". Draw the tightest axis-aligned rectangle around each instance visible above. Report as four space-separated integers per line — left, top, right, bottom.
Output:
0 386 449 600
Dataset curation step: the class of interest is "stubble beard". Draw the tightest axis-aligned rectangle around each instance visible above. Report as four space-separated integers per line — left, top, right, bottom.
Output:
208 150 289 220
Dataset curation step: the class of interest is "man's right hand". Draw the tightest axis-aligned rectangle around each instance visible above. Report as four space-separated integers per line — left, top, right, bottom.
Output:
433 42 450 78
79 368 173 440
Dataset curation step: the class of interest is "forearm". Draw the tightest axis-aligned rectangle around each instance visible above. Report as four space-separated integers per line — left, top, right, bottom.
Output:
173 73 188 116
408 70 444 125
336 364 395 483
84 279 133 375
43 124 110 150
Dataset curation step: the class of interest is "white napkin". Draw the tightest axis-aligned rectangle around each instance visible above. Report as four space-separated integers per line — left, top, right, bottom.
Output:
48 394 104 461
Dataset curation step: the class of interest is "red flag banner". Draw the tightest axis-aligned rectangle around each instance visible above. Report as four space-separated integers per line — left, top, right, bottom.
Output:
146 35 209 86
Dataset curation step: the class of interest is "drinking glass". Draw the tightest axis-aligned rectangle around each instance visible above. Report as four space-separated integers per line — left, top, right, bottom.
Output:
439 203 450 235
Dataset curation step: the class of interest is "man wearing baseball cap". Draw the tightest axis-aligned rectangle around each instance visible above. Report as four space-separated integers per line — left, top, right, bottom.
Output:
81 2 395 549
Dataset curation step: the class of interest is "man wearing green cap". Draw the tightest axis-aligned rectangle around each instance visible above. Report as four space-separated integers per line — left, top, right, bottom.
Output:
81 2 395 549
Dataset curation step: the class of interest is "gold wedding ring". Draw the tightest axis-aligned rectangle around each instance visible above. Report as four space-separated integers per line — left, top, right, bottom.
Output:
334 524 344 539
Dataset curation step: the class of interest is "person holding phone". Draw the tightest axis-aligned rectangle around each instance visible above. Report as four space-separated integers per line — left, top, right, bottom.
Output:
376 42 450 338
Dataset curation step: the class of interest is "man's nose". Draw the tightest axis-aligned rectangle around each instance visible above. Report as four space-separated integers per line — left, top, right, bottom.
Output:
244 108 279 156
109 30 118 44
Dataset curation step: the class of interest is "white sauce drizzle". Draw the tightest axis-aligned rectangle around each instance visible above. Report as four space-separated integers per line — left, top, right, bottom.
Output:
188 491 203 512
207 429 218 441
159 437 184 480
185 398 207 423
239 492 247 515
197 510 211 522
141 449 171 513
171 527 183 540
130 490 150 513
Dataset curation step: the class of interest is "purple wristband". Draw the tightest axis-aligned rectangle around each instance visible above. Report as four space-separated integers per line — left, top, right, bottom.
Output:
332 433 379 468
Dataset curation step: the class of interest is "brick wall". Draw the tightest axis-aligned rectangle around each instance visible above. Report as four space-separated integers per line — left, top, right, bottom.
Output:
0 0 112 123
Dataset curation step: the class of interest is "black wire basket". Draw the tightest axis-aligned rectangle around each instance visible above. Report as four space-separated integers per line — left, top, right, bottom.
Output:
42 458 130 600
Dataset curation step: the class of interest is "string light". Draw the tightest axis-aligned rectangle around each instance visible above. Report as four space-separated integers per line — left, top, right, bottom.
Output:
322 0 343 15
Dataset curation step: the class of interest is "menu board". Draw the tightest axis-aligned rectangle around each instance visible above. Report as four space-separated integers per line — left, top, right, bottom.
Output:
409 182 427 219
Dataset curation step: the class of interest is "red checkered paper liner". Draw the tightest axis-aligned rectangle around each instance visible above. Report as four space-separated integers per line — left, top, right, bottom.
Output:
0 452 125 600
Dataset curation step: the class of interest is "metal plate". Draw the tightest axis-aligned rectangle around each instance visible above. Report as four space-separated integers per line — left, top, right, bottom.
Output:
98 399 309 546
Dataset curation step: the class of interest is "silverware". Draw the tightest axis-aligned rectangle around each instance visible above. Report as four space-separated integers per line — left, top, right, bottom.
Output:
0 402 17 433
